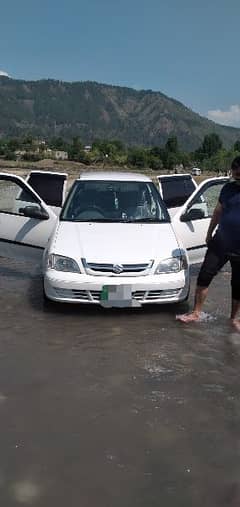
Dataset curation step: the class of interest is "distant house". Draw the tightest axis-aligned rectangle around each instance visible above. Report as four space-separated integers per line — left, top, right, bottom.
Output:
53 150 68 160
33 139 46 147
191 167 202 176
42 149 68 160
84 145 92 153
14 148 68 161
15 150 26 159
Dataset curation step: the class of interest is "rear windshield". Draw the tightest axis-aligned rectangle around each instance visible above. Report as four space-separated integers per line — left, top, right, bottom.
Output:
27 173 66 207
161 177 196 208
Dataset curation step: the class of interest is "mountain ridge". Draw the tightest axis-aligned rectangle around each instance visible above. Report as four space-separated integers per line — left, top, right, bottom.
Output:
0 76 239 151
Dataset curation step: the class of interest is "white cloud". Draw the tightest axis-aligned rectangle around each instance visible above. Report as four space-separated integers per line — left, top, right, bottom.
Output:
207 104 240 127
0 70 9 77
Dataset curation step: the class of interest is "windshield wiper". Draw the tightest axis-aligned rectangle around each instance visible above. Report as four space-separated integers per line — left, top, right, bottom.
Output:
63 217 169 223
124 217 166 223
73 218 123 223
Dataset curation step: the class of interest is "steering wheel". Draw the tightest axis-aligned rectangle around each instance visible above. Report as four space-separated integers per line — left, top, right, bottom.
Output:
74 205 105 219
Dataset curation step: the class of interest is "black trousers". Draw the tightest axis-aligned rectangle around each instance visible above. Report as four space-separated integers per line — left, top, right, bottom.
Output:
197 236 240 300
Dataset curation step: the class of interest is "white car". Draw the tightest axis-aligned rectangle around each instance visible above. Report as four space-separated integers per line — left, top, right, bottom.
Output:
0 171 229 308
191 167 202 176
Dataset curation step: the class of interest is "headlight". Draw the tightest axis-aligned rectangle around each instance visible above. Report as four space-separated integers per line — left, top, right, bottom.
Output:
47 254 81 273
155 255 188 274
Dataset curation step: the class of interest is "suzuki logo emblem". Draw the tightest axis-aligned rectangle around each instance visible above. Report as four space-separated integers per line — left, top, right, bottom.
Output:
112 264 124 274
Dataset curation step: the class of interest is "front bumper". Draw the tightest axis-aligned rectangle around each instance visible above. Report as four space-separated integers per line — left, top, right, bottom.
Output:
44 269 190 306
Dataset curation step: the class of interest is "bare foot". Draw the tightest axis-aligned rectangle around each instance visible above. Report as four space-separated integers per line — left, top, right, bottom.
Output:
231 319 240 332
176 311 200 323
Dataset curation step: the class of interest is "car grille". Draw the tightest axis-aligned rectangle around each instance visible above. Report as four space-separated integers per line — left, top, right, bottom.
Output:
53 288 181 301
82 259 153 276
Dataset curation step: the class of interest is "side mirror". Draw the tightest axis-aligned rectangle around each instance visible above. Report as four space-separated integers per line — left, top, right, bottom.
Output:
180 207 205 222
19 205 49 220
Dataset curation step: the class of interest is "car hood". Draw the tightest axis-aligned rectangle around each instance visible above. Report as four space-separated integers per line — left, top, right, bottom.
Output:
51 222 180 263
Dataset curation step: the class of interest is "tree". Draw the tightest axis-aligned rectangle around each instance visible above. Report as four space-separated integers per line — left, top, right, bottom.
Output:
201 133 223 158
75 150 91 165
49 137 68 151
165 136 178 153
127 147 148 168
7 138 21 151
179 151 191 168
233 140 240 152
92 139 125 158
165 152 179 170
68 137 84 160
0 140 6 156
22 136 34 149
4 149 16 160
22 152 41 161
145 152 163 170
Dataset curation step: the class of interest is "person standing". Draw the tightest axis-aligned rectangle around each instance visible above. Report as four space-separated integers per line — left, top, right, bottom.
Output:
177 156 240 332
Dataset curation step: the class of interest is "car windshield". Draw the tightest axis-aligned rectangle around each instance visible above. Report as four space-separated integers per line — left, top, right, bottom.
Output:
61 180 170 223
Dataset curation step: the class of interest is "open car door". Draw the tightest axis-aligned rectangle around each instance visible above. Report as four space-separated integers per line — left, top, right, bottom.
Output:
0 173 58 263
157 174 197 218
25 170 68 215
172 177 229 264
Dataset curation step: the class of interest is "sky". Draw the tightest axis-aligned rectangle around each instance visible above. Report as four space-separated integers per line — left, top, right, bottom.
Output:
1 0 240 127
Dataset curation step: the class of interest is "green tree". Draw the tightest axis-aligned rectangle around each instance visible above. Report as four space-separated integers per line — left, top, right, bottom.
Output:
5 150 16 160
22 135 34 149
179 151 191 168
165 152 179 170
147 147 164 170
92 139 125 159
49 137 68 151
7 138 21 151
22 152 41 162
201 133 223 158
0 140 6 156
233 140 240 152
68 137 84 160
165 136 179 153
147 154 163 170
75 150 91 165
127 147 148 168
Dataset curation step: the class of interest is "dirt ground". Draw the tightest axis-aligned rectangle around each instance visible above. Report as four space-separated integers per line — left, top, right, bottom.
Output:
0 158 210 180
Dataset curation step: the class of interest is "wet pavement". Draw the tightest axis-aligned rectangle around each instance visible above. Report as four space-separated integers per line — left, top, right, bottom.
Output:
1 258 240 506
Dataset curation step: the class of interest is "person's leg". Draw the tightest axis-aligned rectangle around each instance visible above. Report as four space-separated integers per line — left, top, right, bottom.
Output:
177 241 227 323
177 285 209 322
230 258 240 331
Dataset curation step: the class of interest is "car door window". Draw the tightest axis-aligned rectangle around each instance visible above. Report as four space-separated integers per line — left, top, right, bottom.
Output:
185 181 226 219
0 179 42 215
161 178 196 207
27 172 67 206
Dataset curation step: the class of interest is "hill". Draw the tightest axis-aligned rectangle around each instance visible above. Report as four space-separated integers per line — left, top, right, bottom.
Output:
0 76 240 151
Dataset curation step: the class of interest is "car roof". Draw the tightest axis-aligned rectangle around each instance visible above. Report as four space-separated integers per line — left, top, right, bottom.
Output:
78 171 152 182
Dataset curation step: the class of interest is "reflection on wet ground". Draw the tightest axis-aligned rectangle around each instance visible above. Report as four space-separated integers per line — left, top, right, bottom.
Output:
1 258 240 506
